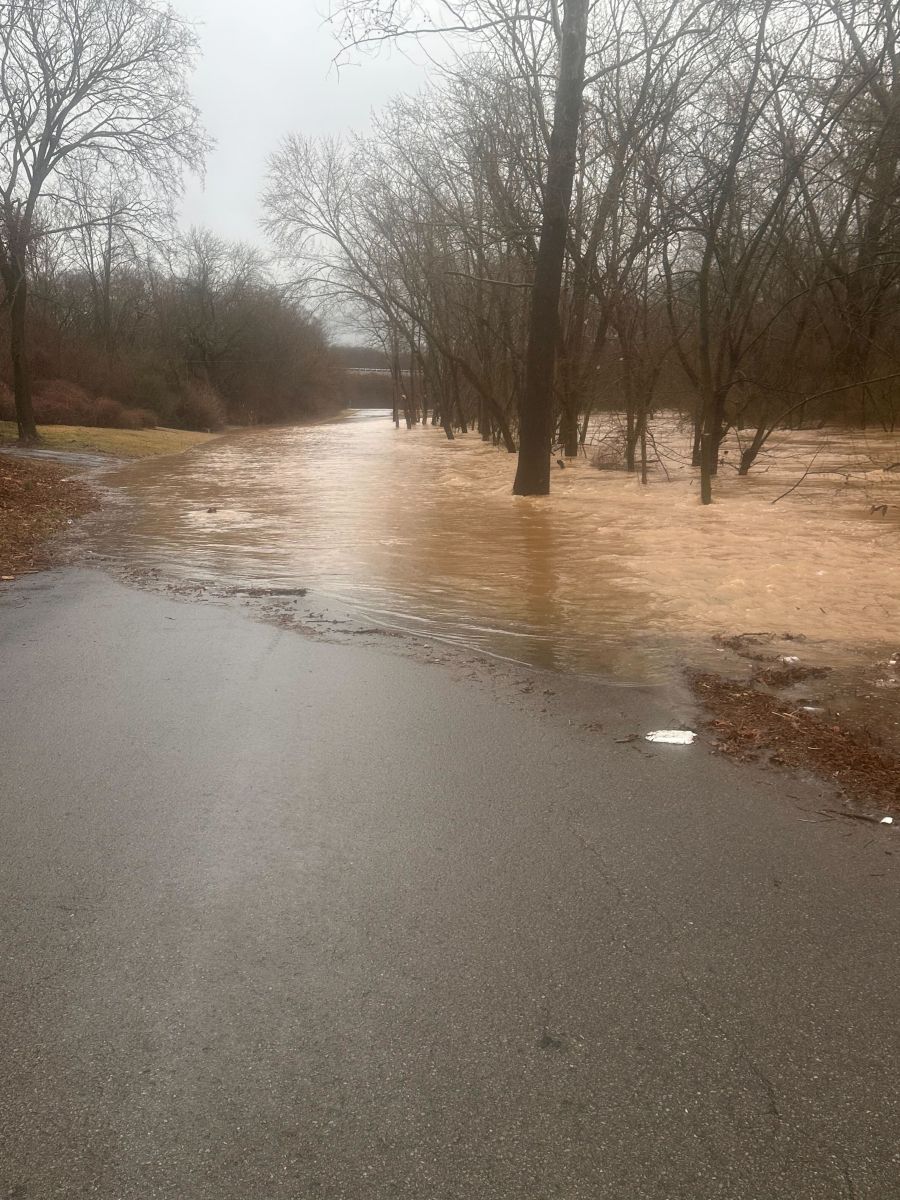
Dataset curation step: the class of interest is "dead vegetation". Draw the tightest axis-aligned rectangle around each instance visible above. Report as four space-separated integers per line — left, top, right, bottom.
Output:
690 670 900 813
0 457 96 578
752 662 830 687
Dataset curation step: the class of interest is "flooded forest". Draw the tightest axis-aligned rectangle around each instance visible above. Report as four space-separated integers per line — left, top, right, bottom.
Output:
265 0 900 506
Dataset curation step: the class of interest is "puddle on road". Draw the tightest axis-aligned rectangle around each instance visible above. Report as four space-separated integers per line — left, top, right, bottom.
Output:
86 410 900 695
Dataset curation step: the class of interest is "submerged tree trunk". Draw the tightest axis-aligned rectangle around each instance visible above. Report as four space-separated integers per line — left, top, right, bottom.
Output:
512 0 589 496
738 419 768 475
479 395 491 442
449 360 467 434
579 400 593 446
408 342 418 425
699 432 715 505
390 331 402 428
560 403 579 458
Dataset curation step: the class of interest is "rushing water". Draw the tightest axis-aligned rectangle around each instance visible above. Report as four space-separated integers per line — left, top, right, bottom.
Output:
90 409 900 682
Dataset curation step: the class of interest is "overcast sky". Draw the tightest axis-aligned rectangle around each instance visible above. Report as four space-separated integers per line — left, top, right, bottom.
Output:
174 1 427 245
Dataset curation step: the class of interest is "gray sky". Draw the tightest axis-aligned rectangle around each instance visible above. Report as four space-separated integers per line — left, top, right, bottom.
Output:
174 1 427 245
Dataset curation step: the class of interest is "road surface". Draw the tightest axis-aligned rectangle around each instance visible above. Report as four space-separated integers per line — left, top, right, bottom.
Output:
2 568 898 1198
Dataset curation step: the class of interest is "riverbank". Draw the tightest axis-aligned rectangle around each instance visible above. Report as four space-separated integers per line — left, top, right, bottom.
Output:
0 421 219 458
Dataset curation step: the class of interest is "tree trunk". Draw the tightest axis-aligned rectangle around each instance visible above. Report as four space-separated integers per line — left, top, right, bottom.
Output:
479 395 491 442
624 374 637 471
7 268 38 442
560 402 579 457
579 400 593 446
408 342 418 425
512 0 589 496
738 421 768 475
699 433 715 505
691 412 702 467
390 332 401 429
449 360 467 434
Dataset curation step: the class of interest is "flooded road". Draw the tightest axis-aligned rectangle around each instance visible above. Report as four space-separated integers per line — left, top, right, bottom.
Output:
90 409 900 682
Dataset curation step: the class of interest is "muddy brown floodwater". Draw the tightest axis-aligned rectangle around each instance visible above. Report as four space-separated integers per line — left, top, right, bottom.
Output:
89 409 900 696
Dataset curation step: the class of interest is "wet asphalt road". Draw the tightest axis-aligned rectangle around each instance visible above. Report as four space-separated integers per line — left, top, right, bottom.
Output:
1 569 899 1199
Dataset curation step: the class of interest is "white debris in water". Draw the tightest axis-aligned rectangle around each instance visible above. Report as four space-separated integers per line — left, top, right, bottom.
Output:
881 816 894 825
645 730 696 745
778 655 801 665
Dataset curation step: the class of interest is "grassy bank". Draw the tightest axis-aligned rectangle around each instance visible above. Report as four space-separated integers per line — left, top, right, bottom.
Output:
0 422 219 458
0 458 97 578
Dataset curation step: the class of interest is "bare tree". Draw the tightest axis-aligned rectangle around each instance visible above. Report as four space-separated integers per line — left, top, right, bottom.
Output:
328 0 591 492
0 0 206 441
513 0 589 494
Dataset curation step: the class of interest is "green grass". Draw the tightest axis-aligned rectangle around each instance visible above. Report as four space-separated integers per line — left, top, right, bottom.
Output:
0 422 220 458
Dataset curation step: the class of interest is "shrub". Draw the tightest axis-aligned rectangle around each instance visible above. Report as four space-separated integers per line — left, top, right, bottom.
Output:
129 407 157 428
130 371 178 423
32 380 96 425
175 382 226 431
94 397 127 427
32 398 78 425
0 382 14 421
114 407 153 430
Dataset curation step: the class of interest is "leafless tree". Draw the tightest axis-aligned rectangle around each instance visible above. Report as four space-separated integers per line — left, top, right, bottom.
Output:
0 0 207 440
285 0 900 504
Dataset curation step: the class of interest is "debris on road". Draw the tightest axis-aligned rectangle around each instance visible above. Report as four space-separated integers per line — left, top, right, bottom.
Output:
645 730 696 745
691 671 900 813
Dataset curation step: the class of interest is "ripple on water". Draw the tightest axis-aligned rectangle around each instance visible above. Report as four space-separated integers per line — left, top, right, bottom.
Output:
89 409 900 683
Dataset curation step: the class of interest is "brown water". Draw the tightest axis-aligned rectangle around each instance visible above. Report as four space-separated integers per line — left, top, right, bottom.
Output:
91 410 900 682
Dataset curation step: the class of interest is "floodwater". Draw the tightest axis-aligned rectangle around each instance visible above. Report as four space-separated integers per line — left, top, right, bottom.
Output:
90 409 900 683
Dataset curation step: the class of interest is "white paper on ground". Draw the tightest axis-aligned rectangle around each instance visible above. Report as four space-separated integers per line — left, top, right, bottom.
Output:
645 730 696 745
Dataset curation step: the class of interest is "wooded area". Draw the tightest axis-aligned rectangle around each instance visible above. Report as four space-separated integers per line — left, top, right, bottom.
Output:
0 0 341 438
263 0 900 500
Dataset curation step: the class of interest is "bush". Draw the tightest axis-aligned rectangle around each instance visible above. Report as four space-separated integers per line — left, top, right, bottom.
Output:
175 382 226 431
128 407 158 428
95 398 158 430
32 398 79 425
32 380 96 425
0 382 14 421
129 371 178 423
94 396 126 427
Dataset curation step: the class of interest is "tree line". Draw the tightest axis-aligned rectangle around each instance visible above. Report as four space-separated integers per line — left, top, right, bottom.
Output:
264 0 900 501
1 0 341 438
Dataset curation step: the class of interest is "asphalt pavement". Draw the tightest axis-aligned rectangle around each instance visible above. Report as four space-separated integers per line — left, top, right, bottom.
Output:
1 568 898 1198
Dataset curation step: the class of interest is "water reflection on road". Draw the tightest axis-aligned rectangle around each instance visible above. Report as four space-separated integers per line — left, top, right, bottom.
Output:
91 409 900 682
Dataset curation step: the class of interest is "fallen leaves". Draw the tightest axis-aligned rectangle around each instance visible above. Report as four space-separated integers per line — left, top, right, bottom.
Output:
690 670 900 814
0 457 96 578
